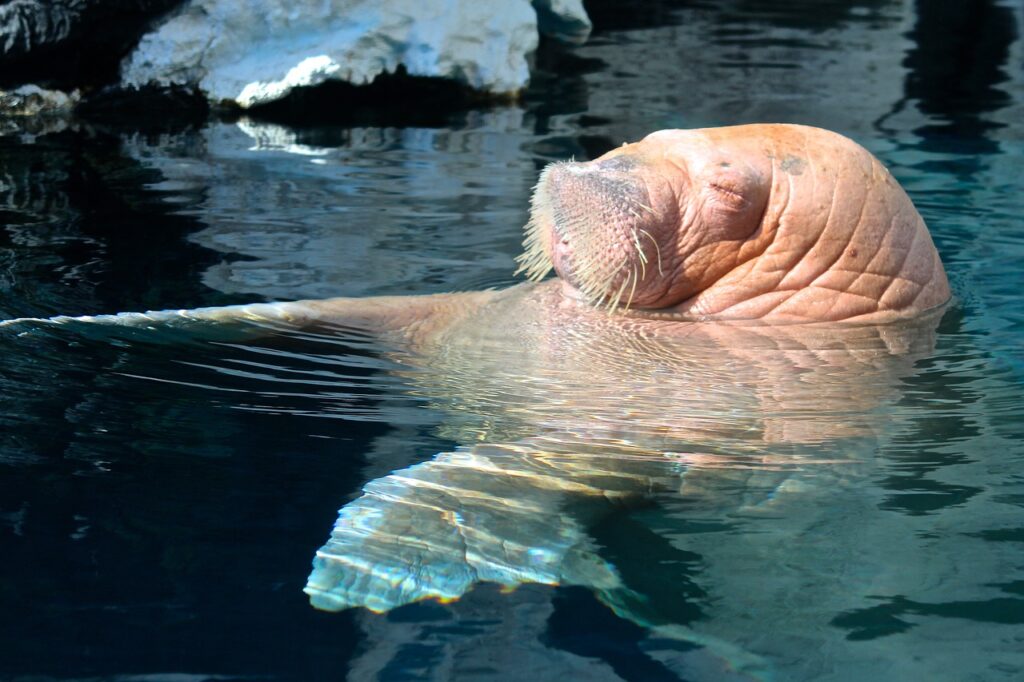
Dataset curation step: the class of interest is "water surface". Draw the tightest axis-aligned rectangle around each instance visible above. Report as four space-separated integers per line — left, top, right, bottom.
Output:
2 1 1023 680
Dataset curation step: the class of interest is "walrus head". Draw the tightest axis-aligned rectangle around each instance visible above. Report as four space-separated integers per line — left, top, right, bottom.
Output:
517 129 773 311
517 124 950 322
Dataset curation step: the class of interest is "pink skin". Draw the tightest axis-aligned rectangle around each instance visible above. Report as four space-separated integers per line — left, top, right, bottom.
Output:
533 124 950 323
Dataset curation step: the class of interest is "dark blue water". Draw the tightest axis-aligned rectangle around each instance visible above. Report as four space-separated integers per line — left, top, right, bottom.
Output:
2 2 1024 680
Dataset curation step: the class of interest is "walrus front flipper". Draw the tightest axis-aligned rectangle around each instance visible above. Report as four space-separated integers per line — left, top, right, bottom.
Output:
0 290 494 343
0 301 323 343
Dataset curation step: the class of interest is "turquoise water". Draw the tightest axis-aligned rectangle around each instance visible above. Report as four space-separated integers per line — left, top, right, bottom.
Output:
2 2 1024 680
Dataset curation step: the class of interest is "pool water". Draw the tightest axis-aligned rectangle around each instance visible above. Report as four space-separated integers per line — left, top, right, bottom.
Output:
2 1 1024 680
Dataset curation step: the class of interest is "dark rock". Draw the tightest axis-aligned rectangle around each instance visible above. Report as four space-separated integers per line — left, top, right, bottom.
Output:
0 0 184 90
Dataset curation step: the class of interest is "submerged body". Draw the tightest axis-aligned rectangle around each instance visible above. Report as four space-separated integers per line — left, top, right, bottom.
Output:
300 282 943 613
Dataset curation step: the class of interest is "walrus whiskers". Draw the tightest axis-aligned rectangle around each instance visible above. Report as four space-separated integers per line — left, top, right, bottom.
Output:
515 172 557 281
516 160 665 312
631 227 648 282
607 273 629 313
514 213 554 281
638 229 665 276
575 241 624 305
626 266 639 310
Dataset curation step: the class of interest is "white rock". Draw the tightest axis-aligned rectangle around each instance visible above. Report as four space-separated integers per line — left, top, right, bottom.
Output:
0 84 79 117
122 0 591 108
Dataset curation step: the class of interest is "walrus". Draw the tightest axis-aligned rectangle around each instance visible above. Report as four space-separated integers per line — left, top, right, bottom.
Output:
0 124 952 674
1 123 949 337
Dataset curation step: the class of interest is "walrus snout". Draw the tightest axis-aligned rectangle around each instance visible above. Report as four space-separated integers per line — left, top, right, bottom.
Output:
524 158 678 309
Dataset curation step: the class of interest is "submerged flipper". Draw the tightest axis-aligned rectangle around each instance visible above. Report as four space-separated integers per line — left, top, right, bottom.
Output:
1 301 309 329
305 438 683 612
306 438 772 678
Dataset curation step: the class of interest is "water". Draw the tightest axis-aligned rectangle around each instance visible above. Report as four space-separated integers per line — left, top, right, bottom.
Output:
2 1 1024 679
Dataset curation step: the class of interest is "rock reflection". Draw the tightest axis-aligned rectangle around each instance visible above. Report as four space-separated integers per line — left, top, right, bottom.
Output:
117 112 534 301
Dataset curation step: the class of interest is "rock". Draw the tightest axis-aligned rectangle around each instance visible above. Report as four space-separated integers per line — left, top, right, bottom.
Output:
0 0 87 62
0 84 79 116
121 0 592 107
0 0 182 90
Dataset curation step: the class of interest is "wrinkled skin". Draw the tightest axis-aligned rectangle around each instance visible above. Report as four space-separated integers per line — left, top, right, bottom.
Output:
298 284 943 605
521 123 950 321
1 124 953 675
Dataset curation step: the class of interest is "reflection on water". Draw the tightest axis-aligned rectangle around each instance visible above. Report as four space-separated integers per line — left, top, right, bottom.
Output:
2 0 1024 680
124 111 535 301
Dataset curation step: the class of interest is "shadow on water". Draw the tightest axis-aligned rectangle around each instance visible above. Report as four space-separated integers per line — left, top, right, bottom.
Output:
832 589 1024 642
903 0 1017 149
